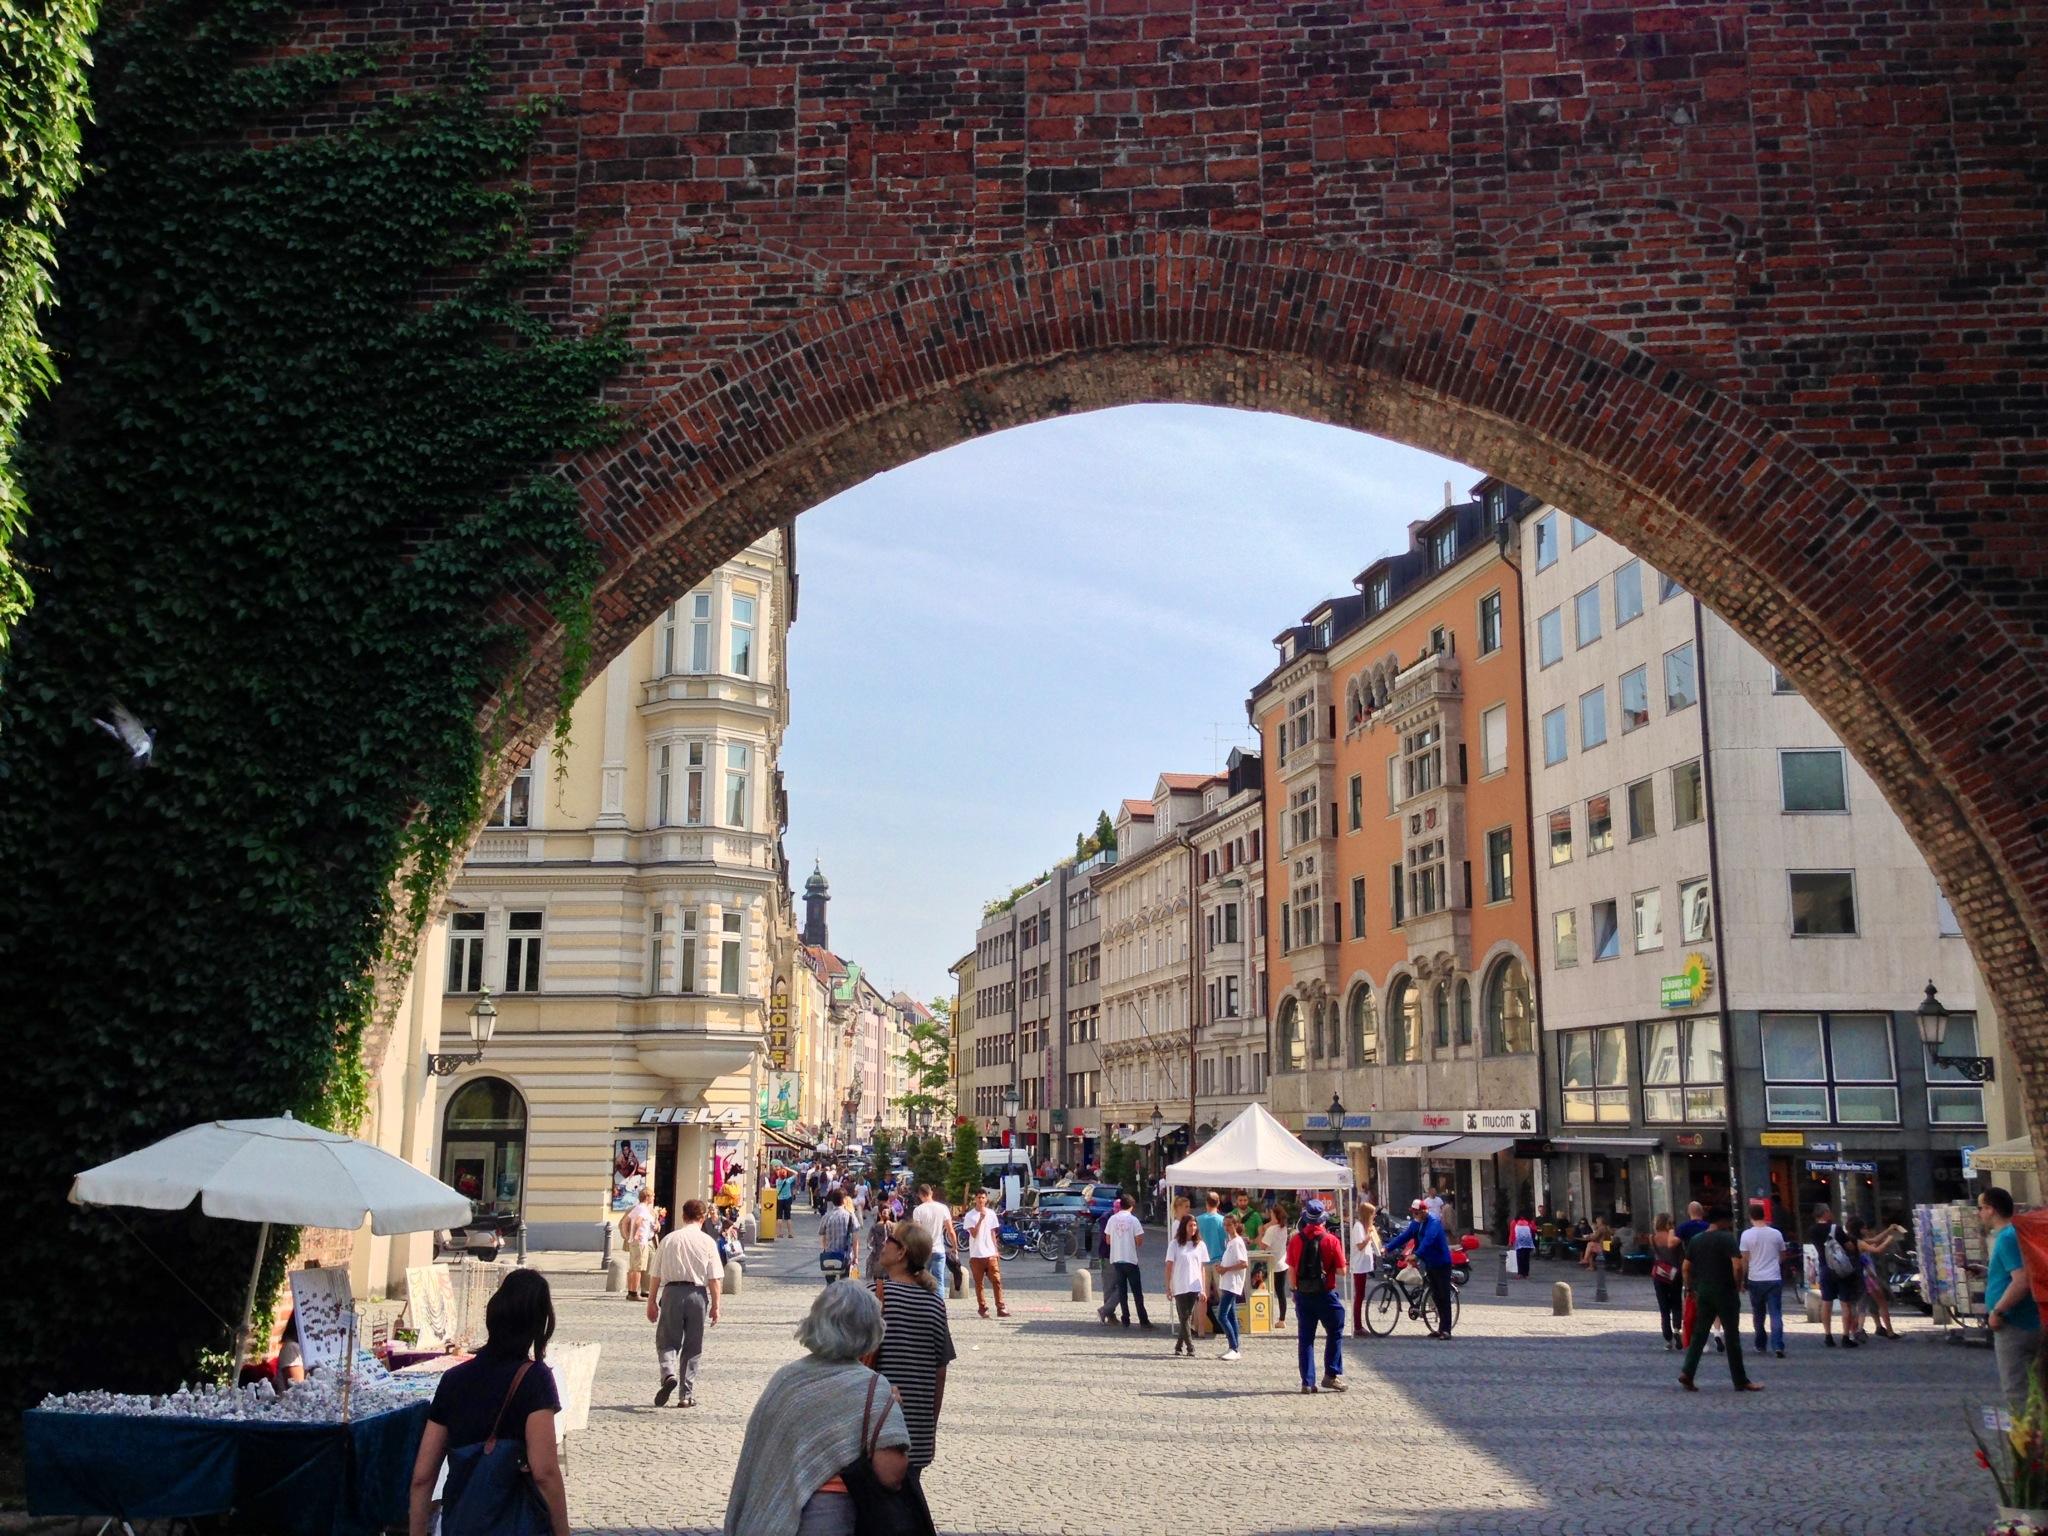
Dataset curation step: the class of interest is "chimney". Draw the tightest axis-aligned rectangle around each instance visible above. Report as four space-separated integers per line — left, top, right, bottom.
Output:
1444 479 1454 509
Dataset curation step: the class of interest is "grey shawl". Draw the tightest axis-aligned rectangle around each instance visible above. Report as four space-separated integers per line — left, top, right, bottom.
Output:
723 1356 908 1536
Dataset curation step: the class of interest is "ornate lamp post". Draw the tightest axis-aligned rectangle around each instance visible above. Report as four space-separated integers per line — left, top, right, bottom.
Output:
1916 980 1995 1081
1002 1086 1021 1184
1326 1092 1346 1158
428 989 498 1076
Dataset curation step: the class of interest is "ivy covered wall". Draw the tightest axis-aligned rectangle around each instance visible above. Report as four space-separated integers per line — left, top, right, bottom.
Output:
0 0 626 1403
0 0 99 644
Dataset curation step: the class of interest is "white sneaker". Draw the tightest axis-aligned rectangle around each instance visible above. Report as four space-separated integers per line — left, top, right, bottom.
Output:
1221 1349 1240 1361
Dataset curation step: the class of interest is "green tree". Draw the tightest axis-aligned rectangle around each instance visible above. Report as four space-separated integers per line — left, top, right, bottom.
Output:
893 1015 954 1123
1095 809 1117 852
869 1128 894 1192
912 1134 948 1197
948 1118 982 1205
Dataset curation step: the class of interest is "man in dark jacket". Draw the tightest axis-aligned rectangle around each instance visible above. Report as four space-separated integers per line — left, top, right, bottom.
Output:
1286 1200 1349 1393
1381 1198 1458 1339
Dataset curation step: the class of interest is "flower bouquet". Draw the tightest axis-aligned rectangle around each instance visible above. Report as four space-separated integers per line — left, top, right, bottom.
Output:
1971 1374 2048 1533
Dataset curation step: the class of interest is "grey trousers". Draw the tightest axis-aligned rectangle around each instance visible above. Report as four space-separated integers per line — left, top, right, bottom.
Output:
1994 1321 2041 1412
656 1282 708 1394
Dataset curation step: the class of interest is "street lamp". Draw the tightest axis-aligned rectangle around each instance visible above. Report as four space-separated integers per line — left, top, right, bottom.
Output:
1326 1092 1346 1157
1002 1086 1021 1183
1916 979 1995 1081
428 988 498 1076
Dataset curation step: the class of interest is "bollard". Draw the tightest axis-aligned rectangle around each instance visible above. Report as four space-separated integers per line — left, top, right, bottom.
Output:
1805 1289 1824 1324
599 1222 613 1273
604 1255 628 1294
1071 1267 1093 1304
723 1260 744 1296
950 1265 964 1299
1495 1249 1510 1298
1552 1280 1573 1316
1594 1248 1608 1303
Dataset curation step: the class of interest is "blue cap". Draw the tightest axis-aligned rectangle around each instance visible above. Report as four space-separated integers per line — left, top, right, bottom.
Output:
1302 1199 1328 1223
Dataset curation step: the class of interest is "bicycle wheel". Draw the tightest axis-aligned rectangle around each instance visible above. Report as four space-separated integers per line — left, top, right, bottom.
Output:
1041 1226 1074 1263
1421 1284 1462 1336
1365 1280 1402 1336
998 1238 1021 1262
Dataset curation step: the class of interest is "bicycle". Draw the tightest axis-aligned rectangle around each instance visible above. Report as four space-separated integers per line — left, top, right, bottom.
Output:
1363 1260 1461 1337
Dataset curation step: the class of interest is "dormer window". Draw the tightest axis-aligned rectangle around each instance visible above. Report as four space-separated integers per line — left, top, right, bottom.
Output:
1314 619 1333 648
1368 574 1391 610
1431 526 1458 569
1487 488 1506 527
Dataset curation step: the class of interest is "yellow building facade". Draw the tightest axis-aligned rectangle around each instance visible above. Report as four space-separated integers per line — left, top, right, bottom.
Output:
430 527 799 1248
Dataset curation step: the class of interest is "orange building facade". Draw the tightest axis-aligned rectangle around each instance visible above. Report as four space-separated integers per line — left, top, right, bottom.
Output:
1251 480 1545 1235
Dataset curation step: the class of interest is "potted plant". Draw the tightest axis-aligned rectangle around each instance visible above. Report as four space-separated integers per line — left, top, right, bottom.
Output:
1970 1375 2048 1532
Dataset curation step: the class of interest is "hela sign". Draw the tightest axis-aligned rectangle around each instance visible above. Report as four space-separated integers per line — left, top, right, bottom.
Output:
1462 1109 1536 1135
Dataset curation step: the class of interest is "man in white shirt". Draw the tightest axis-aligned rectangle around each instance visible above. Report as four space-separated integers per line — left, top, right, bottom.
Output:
1739 1202 1790 1358
1424 1190 1445 1223
1097 1196 1154 1328
961 1189 1009 1318
910 1184 953 1290
647 1199 724 1408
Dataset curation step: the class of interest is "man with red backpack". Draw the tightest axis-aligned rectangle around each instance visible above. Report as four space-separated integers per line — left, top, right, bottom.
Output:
1286 1200 1349 1394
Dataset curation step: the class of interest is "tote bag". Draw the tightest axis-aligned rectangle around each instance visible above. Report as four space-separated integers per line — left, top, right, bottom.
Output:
839 1374 936 1536
441 1361 550 1536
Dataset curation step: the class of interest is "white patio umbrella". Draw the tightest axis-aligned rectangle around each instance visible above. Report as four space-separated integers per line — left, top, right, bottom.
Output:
69 1112 473 1365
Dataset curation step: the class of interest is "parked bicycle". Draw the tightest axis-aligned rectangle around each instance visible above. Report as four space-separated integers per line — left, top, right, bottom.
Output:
1363 1259 1461 1337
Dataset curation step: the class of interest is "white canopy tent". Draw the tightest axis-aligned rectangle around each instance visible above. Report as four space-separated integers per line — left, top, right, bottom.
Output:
1163 1104 1353 1345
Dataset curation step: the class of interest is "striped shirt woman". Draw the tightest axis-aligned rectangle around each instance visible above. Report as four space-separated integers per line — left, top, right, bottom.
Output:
873 1221 957 1471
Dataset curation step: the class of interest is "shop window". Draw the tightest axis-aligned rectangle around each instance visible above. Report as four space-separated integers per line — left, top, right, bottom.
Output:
1641 1019 1725 1123
1482 956 1534 1054
440 1077 527 1221
1347 983 1377 1067
1926 1012 1987 1125
1560 1026 1629 1123
1762 1012 1899 1125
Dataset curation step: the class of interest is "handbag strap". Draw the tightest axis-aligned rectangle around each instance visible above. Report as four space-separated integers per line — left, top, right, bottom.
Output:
481 1359 533 1456
857 1373 880 1455
862 1377 901 1460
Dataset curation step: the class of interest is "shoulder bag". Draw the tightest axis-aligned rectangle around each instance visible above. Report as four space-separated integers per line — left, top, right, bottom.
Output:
440 1360 550 1536
839 1374 936 1536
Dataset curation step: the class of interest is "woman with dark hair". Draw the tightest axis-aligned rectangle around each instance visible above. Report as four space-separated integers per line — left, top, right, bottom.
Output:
1165 1213 1208 1358
1648 1213 1684 1351
407 1268 570 1536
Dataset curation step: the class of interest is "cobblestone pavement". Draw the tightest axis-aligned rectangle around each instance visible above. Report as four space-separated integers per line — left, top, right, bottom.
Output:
542 1216 1987 1535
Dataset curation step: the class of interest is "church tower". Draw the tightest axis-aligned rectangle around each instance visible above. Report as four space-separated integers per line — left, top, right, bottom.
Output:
801 861 830 949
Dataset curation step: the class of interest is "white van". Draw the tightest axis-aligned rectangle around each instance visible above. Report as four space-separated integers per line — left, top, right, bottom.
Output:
979 1148 1030 1208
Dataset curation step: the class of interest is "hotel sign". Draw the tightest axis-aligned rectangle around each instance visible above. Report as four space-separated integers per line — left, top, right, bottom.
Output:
768 976 791 1070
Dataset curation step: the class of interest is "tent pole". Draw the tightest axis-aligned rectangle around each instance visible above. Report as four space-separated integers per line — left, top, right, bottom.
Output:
235 1221 269 1372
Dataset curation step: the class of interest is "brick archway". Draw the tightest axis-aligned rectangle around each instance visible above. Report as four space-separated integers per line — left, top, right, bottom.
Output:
518 236 2045 1125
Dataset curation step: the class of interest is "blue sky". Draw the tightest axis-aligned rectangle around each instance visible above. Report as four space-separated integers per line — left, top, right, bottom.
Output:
780 403 1474 1005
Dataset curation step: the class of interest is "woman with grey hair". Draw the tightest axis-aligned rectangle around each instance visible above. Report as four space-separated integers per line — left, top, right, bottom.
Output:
724 1282 910 1536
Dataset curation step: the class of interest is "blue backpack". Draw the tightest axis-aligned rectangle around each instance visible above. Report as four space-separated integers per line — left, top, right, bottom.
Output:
440 1360 549 1536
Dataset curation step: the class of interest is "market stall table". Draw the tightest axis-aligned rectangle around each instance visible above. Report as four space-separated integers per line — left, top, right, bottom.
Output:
23 1399 429 1536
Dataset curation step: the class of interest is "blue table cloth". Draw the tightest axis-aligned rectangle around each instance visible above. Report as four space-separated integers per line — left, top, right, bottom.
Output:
25 1400 430 1536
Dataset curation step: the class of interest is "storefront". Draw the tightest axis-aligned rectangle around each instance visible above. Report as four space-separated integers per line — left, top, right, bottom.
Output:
439 1076 527 1226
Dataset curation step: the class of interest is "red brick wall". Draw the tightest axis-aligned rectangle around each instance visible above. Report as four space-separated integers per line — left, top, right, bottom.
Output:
308 6 2046 1159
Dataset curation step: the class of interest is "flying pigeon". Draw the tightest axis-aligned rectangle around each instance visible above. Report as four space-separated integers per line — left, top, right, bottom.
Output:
92 701 156 768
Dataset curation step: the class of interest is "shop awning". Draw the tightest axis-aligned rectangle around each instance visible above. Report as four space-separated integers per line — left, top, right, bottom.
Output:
1433 1135 1516 1159
1548 1136 1661 1155
1127 1122 1185 1147
762 1124 813 1153
1373 1134 1457 1158
1971 1136 2038 1173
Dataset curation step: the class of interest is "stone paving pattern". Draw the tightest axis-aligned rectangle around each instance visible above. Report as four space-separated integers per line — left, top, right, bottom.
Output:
548 1214 1989 1535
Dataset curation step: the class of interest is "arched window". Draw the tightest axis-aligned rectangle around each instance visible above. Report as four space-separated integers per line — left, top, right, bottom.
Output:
1456 978 1474 1048
1278 998 1304 1071
1311 1002 1326 1061
1484 956 1536 1054
1432 985 1451 1050
440 1076 528 1221
1385 978 1419 1064
1347 983 1378 1066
